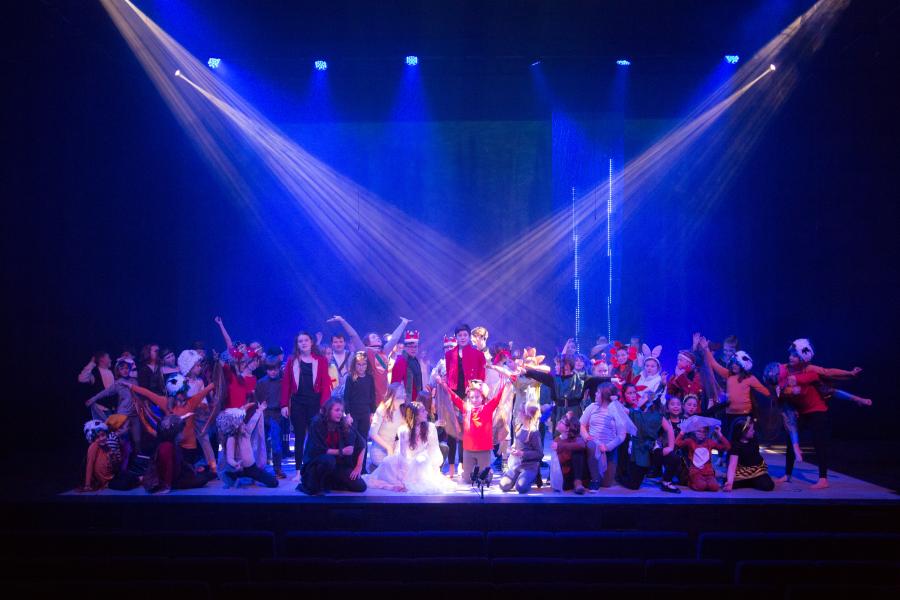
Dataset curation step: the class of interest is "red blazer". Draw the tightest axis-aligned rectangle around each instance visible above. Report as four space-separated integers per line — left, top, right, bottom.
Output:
444 344 486 393
281 354 332 408
391 353 421 403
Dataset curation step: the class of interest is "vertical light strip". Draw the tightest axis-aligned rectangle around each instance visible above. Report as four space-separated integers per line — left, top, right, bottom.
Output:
572 186 580 353
607 158 613 341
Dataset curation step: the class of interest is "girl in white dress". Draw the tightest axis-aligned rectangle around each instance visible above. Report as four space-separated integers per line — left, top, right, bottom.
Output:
368 382 406 470
367 402 457 494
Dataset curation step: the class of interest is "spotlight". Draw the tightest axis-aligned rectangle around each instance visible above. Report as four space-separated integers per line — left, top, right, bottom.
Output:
174 69 181 77
207 57 221 69
616 59 631 66
769 63 777 71
530 59 541 67
724 55 740 64
314 60 328 71
405 55 418 66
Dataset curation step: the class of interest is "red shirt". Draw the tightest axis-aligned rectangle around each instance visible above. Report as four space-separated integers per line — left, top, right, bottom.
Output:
223 366 257 409
778 364 827 415
449 383 505 451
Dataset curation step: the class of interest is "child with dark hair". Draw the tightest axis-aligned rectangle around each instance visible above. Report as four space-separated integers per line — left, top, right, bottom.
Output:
699 336 769 440
580 383 629 490
143 414 210 494
617 384 680 493
79 420 113 492
256 360 286 478
298 398 367 495
675 425 730 492
724 417 774 492
551 412 587 494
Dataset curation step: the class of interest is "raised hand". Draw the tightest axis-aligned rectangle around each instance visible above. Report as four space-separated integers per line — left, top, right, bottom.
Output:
214 316 223 325
327 315 343 323
851 367 863 377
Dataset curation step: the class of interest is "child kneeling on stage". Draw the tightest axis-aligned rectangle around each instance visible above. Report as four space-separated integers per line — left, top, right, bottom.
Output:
298 398 367 495
724 417 774 492
217 406 278 489
500 403 543 494
675 425 730 492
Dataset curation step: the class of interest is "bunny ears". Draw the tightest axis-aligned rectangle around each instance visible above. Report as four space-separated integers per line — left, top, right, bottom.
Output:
641 344 663 368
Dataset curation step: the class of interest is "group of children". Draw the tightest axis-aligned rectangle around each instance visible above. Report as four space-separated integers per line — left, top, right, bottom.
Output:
78 316 871 495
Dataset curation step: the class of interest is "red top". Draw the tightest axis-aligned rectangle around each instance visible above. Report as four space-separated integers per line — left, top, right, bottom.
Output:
280 354 332 408
444 344 486 393
778 364 828 415
365 347 391 404
391 353 420 403
223 366 257 409
449 383 506 451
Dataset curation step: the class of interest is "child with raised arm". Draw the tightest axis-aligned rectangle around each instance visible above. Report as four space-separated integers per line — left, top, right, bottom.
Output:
698 336 770 440
438 377 507 483
675 425 730 492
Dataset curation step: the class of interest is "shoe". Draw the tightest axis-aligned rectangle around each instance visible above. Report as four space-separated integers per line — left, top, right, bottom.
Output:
275 469 286 479
660 482 681 494
574 483 586 495
535 473 543 488
589 479 601 491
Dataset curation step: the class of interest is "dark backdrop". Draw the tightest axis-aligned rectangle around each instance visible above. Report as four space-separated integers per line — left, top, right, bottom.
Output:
4 0 898 492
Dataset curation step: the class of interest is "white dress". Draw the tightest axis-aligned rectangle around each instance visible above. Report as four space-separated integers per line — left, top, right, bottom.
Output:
366 423 457 494
368 402 404 469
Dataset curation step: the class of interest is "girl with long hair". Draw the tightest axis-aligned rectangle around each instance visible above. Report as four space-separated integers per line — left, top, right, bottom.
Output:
369 382 407 469
280 330 332 472
297 398 366 495
344 351 377 470
499 402 544 494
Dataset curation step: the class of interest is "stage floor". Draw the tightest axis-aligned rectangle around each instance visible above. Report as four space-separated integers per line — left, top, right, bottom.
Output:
63 446 897 504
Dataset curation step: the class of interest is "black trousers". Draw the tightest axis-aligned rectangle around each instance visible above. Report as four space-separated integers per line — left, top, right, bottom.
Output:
290 393 320 466
300 454 367 495
561 450 587 490
617 461 649 490
348 406 372 472
224 464 278 488
733 473 775 491
651 448 688 484
785 411 830 479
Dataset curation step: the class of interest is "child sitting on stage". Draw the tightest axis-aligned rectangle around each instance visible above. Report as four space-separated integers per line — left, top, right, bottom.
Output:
675 424 730 492
724 417 774 492
298 398 367 495
551 412 587 494
217 406 278 489
499 403 544 494
438 377 507 483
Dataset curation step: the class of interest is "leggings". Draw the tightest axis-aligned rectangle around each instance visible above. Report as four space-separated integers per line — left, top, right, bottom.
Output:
688 468 720 492
440 427 464 470
291 394 320 467
650 448 686 484
785 411 830 479
586 441 617 487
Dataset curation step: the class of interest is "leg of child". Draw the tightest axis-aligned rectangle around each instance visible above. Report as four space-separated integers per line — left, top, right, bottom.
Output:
298 454 336 495
243 464 278 488
833 389 872 407
808 412 831 489
688 468 708 491
704 473 720 492
499 467 520 492
515 468 538 494
585 440 601 485
197 428 217 473
600 450 617 488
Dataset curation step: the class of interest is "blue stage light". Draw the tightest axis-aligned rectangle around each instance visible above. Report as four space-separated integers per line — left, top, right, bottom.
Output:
207 57 221 69
314 60 328 71
531 60 541 67
724 55 740 64
405 55 418 66
616 59 631 66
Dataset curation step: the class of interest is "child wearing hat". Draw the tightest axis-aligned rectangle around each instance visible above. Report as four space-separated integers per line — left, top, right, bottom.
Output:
699 336 770 441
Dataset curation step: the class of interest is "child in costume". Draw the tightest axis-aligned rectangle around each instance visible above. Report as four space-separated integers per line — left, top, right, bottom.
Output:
255 359 286 478
724 416 774 492
675 424 730 492
618 384 679 493
634 344 666 409
366 401 456 494
369 382 407 470
698 336 770 440
80 420 114 492
217 406 278 489
438 377 507 483
298 398 367 495
143 414 210 494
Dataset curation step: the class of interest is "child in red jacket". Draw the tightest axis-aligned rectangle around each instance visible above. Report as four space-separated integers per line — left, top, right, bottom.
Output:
675 426 730 491
439 378 507 483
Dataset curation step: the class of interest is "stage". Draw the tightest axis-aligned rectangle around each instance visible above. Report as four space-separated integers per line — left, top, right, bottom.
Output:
41 447 898 536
